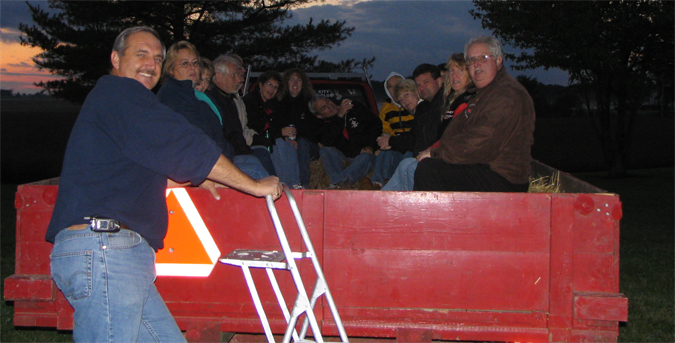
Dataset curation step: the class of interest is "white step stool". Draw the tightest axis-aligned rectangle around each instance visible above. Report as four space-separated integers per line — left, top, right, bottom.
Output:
220 185 349 343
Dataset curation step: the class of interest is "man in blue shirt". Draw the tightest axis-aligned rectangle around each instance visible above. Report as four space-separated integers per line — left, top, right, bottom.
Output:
46 26 281 343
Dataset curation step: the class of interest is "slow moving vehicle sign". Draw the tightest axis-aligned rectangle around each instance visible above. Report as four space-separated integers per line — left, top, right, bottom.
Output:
156 188 221 277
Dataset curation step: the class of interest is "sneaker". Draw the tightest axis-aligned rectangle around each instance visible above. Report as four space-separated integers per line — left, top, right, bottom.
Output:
328 184 339 189
292 184 304 189
372 182 383 190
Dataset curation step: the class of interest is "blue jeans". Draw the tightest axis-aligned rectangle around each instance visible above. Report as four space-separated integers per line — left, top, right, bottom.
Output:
250 146 277 176
297 137 320 188
319 146 375 186
381 157 418 191
371 150 412 184
270 138 301 187
233 154 270 180
50 226 186 343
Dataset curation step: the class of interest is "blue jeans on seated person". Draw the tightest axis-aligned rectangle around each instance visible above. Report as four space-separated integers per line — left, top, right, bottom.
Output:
233 154 270 180
270 137 301 187
250 145 277 176
50 226 186 343
381 157 418 191
319 146 376 186
297 137 320 188
371 150 412 185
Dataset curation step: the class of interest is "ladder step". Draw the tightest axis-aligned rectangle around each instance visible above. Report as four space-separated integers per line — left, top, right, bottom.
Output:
224 249 286 262
219 249 288 269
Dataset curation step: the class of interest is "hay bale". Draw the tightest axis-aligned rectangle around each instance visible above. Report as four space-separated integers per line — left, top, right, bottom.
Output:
308 158 372 190
309 159 331 189
528 171 562 193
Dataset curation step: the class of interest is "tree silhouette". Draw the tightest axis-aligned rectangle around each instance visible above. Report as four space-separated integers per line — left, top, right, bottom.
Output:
19 0 373 103
471 0 673 176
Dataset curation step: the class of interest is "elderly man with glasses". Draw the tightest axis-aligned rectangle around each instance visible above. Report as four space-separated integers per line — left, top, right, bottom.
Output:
205 54 274 179
413 35 535 192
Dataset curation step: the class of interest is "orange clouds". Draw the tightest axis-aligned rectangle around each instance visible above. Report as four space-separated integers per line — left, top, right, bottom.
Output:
1 27 60 94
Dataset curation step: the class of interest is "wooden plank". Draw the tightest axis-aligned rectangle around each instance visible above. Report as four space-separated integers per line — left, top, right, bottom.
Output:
549 195 575 335
574 292 628 322
3 274 53 301
324 191 551 253
15 241 52 275
573 253 619 293
325 249 549 312
573 195 620 255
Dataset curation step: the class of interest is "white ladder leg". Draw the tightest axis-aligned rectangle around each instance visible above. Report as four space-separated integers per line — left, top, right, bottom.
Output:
241 265 276 343
266 268 300 342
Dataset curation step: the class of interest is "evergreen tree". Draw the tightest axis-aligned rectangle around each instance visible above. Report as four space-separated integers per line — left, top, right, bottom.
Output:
20 0 371 103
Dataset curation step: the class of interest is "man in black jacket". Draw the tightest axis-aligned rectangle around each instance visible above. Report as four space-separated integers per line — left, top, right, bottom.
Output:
309 95 382 188
411 63 445 157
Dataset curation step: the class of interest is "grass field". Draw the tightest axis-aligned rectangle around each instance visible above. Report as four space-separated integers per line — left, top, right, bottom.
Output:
574 168 674 342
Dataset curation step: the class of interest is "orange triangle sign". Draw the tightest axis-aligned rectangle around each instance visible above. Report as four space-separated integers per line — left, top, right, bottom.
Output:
157 190 212 264
155 188 221 277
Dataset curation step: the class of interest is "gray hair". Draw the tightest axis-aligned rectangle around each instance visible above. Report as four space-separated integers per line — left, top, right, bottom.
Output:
464 36 503 59
112 26 165 59
308 94 328 115
213 54 243 74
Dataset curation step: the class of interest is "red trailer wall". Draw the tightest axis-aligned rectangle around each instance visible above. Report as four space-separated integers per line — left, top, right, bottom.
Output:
5 184 626 342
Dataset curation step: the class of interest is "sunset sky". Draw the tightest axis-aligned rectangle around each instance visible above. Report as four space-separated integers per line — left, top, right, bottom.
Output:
1 25 61 94
0 0 569 95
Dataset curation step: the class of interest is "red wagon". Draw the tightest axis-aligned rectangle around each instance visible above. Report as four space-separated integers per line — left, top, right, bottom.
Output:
4 161 627 342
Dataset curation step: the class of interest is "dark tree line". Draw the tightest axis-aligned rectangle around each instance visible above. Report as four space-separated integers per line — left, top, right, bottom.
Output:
0 89 49 99
19 0 374 103
471 0 673 176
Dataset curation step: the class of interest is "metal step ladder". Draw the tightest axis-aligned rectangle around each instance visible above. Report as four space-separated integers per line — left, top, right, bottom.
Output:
219 185 349 343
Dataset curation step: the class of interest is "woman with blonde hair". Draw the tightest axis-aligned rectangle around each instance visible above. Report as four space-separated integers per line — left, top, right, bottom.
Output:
439 53 475 136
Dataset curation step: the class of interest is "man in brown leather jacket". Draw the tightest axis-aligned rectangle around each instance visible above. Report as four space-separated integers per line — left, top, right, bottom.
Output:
414 36 535 192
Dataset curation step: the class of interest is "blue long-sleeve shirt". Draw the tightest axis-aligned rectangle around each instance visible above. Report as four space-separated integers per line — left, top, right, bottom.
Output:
46 75 221 250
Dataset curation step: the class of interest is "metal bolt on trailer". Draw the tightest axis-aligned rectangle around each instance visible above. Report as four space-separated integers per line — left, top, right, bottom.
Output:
220 184 349 343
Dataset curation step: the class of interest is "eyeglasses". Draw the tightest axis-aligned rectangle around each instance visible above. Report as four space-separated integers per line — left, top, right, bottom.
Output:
178 60 199 69
226 72 245 79
466 55 495 66
220 66 245 79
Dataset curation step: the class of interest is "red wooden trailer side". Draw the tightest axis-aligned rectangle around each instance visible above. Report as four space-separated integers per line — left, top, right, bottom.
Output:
4 162 627 342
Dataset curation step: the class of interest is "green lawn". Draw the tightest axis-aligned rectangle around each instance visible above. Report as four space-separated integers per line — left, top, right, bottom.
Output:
2 168 673 342
572 168 674 342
